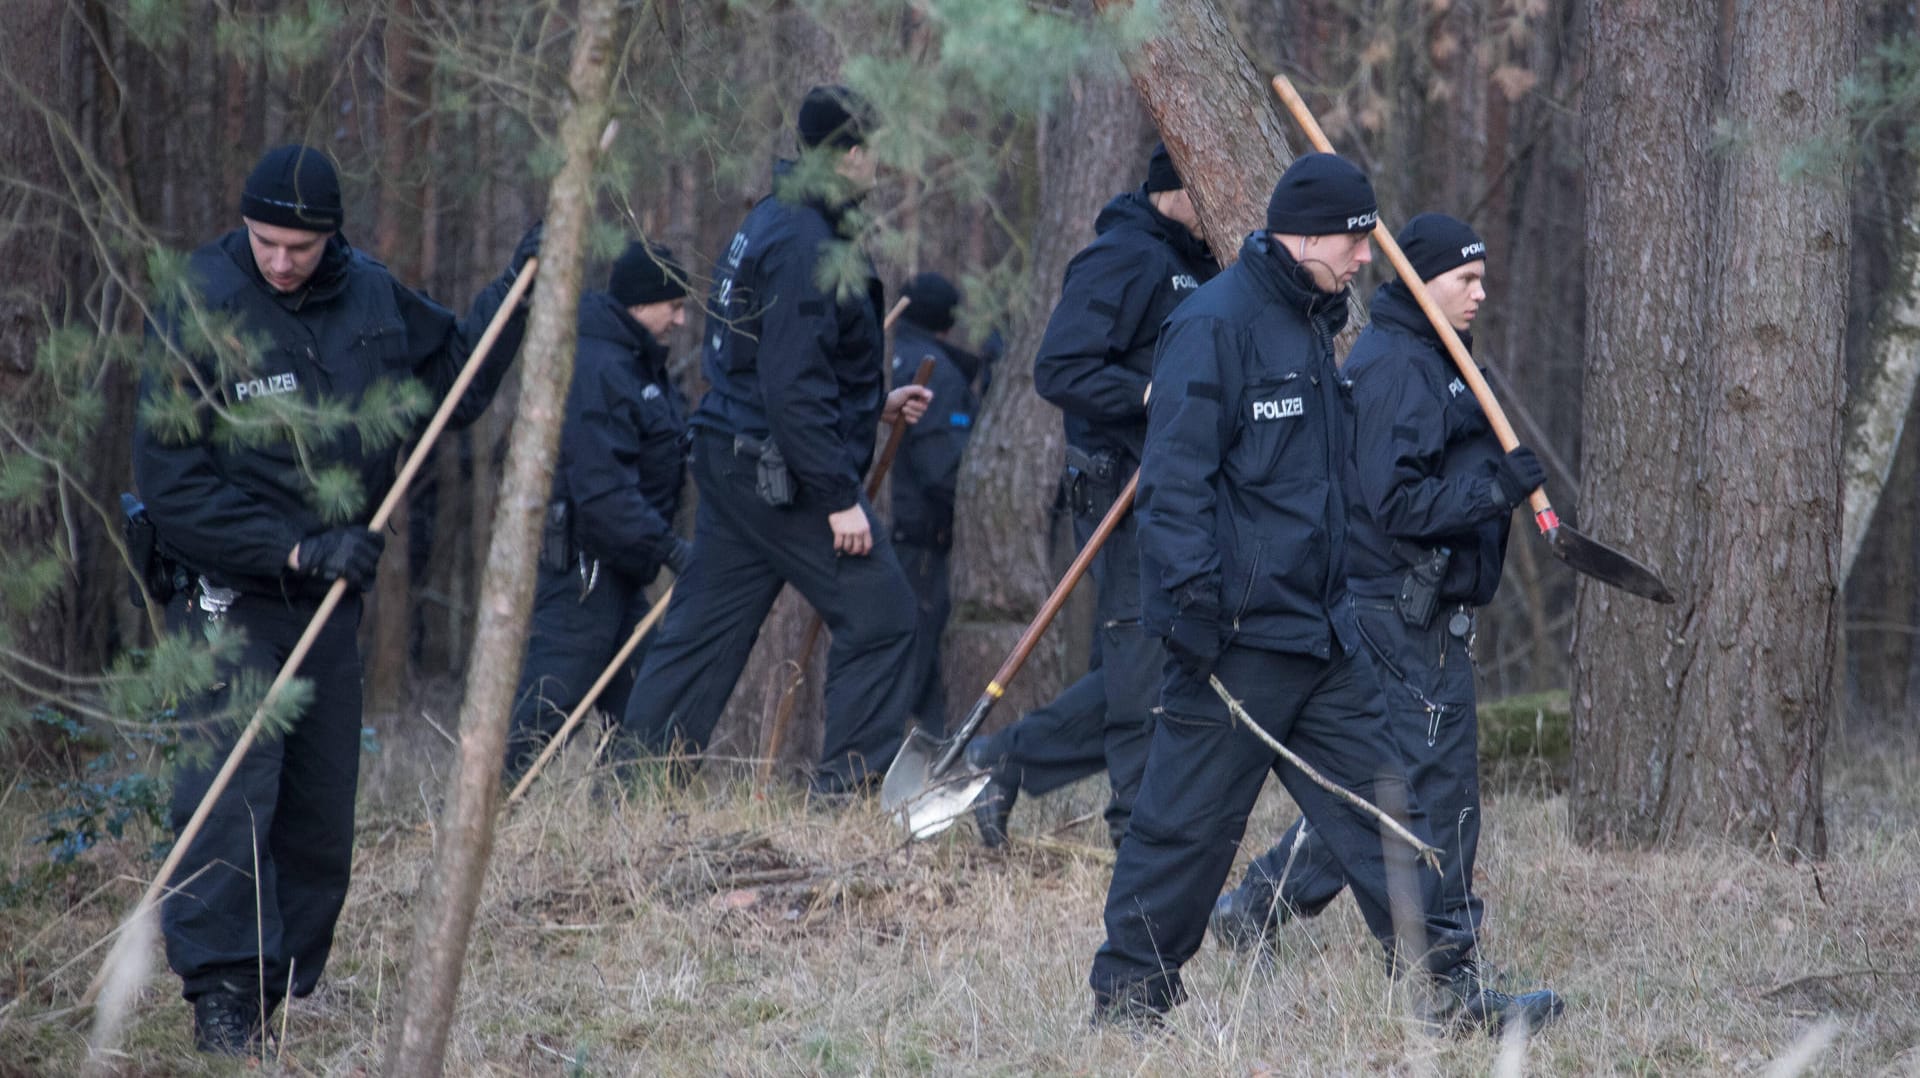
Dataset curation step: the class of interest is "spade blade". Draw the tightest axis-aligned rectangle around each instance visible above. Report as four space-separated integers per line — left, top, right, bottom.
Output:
1547 525 1676 604
881 727 993 840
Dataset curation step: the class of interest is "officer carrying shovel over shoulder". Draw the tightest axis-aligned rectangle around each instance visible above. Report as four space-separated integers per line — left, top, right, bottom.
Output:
1212 213 1545 952
1089 154 1561 1036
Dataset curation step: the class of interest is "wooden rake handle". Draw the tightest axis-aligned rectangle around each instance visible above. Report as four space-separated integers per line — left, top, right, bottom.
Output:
1270 75 1560 537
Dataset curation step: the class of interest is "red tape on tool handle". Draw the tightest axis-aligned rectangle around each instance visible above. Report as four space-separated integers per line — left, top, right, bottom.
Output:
1534 507 1560 534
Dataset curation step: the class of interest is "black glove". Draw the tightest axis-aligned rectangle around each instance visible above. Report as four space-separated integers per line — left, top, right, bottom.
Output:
1490 446 1546 511
666 538 694 578
1166 587 1223 681
510 221 542 276
294 527 386 591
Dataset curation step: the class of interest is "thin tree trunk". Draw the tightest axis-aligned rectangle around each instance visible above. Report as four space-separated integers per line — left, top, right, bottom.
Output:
382 1 622 1071
366 0 429 717
1572 0 1852 855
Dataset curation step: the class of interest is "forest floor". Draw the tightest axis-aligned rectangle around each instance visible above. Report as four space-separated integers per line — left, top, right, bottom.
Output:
2 706 1918 1076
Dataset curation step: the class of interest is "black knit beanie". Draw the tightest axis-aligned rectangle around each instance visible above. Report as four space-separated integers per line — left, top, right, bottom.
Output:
900 272 961 333
1396 213 1487 282
1144 142 1183 193
798 85 874 150
1265 153 1377 236
608 242 688 307
240 145 343 231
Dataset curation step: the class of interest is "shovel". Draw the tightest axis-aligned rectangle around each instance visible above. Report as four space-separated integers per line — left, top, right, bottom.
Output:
1271 74 1675 604
882 470 1139 839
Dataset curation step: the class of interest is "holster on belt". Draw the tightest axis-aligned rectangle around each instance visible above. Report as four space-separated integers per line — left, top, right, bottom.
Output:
1063 446 1123 519
540 498 575 573
1392 541 1451 630
734 434 795 507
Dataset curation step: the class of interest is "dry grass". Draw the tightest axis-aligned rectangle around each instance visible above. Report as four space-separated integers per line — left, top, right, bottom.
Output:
3 717 1919 1076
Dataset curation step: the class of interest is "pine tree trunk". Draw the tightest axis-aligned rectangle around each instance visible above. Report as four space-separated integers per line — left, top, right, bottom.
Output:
0 0 81 695
382 1 622 1071
942 56 1153 730
1571 0 1853 855
1096 0 1296 257
366 0 430 717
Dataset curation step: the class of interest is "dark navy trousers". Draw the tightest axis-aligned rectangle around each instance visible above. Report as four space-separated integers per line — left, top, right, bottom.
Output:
1090 643 1474 1012
623 431 918 791
1229 595 1486 932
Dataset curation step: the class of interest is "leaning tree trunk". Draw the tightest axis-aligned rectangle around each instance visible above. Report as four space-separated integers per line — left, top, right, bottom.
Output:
1841 203 1920 582
941 50 1155 729
382 2 621 1072
1572 0 1853 856
1095 0 1295 258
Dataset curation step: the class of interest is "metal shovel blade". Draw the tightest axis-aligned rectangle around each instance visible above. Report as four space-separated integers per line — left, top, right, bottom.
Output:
881 727 993 840
1548 525 1676 604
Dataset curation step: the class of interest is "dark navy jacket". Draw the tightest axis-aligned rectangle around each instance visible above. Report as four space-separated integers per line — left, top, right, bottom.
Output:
555 291 689 583
692 160 886 511
135 229 527 597
1138 233 1358 660
1035 188 1216 464
888 321 977 549
1342 283 1510 606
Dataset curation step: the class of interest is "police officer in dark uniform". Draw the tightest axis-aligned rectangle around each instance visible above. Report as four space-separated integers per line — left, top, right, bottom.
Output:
504 242 694 777
965 142 1217 848
135 144 535 1054
889 271 978 735
1210 214 1544 948
1089 155 1560 1034
622 86 931 792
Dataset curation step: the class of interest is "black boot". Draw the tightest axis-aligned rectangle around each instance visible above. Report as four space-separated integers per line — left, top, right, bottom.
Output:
965 739 1018 848
1424 961 1564 1037
1209 884 1289 952
191 990 263 1056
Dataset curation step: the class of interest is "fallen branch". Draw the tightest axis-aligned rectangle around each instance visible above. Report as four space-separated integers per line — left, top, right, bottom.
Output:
1209 674 1442 872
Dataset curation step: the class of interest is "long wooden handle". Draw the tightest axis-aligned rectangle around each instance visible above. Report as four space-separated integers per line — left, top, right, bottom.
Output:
1270 76 1560 537
930 470 1138 777
759 354 937 779
82 258 539 1008
505 580 673 806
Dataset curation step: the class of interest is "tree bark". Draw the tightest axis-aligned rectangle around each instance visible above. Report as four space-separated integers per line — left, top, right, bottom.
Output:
1841 204 1920 582
0 1 82 695
366 0 430 717
1095 0 1296 259
382 1 621 1072
943 58 1154 730
1572 0 1853 855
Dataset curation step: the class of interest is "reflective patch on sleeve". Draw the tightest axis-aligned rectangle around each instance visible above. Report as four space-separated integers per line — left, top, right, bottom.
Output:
1186 380 1222 402
1087 299 1121 319
949 413 972 428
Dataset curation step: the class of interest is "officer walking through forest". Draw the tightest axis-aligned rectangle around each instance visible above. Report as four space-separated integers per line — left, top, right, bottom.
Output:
622 86 931 793
1211 213 1545 949
965 142 1218 848
503 241 693 777
134 144 537 1055
889 271 979 735
1088 154 1561 1034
